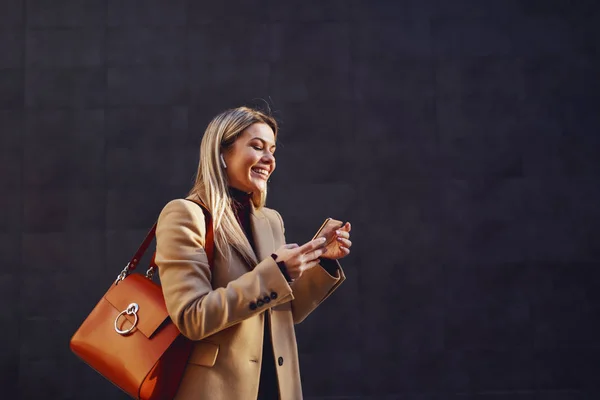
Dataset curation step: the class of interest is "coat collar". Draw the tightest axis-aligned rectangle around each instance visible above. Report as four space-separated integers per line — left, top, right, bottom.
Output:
249 203 275 265
186 194 275 269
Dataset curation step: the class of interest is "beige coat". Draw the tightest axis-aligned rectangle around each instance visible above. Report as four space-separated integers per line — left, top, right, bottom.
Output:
155 198 345 400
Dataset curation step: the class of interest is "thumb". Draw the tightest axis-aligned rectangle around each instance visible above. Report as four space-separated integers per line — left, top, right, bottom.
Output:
284 243 299 249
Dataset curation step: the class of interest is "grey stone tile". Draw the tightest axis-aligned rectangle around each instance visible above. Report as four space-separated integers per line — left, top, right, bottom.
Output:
0 275 20 320
107 27 186 66
353 60 435 102
269 62 351 102
26 28 104 68
188 62 270 106
452 393 536 400
444 283 533 350
432 18 514 58
23 141 104 188
520 1 600 17
353 20 432 60
0 30 23 68
106 106 188 147
534 349 600 391
529 262 600 349
266 182 355 241
0 233 20 268
0 318 19 397
27 0 106 28
362 350 454 394
352 137 440 189
460 349 535 392
106 189 165 230
299 351 362 397
515 179 600 263
437 135 525 180
188 23 273 63
0 0 24 27
20 270 106 319
107 0 186 26
354 98 437 152
106 145 197 188
509 16 587 57
25 109 104 147
70 360 130 399
0 192 21 232
107 66 188 106
295 270 360 353
271 137 355 185
188 0 269 24
273 100 354 143
20 317 82 360
436 58 528 131
25 68 106 108
442 178 535 264
534 390 596 400
0 69 24 108
0 110 23 150
22 231 105 273
18 356 77 399
268 0 350 21
272 22 350 68
423 0 523 19
23 189 105 232
0 150 21 189
350 0 425 21
106 228 157 277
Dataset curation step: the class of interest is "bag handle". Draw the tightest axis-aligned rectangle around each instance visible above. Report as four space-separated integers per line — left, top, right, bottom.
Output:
115 198 215 285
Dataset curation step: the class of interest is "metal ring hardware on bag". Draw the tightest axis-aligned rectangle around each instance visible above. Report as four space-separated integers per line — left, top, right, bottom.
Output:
114 303 139 335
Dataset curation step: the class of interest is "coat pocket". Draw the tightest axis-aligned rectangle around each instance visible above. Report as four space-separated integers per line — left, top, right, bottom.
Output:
188 341 219 367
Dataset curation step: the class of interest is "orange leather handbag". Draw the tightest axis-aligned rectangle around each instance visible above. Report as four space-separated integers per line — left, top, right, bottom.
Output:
70 200 213 399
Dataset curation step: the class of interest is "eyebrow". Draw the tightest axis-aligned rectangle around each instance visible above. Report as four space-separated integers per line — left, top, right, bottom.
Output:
250 137 277 150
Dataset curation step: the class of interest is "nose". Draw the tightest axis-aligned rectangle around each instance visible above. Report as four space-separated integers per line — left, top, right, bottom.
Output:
262 152 275 165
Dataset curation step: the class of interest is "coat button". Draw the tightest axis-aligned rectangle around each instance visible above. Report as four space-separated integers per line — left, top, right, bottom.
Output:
263 296 271 304
270 291 278 300
278 356 284 366
257 299 264 307
249 302 257 310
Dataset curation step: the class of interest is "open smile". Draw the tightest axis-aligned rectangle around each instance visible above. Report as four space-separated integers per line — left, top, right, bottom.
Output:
251 167 269 180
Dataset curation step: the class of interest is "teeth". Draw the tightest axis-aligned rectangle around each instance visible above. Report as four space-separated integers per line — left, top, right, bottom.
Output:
252 168 269 177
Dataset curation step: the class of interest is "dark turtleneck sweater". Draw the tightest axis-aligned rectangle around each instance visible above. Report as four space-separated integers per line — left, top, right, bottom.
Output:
228 187 339 400
229 187 280 400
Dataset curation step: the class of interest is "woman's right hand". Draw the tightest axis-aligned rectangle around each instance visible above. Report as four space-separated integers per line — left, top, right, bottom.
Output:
273 237 328 281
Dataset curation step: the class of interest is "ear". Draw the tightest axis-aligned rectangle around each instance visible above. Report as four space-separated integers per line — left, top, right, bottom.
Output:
220 153 227 169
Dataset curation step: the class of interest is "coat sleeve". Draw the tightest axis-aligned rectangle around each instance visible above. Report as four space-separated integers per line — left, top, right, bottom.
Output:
273 210 346 324
155 199 294 341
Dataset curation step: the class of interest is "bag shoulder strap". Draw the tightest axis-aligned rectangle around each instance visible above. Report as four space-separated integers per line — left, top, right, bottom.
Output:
183 198 215 267
125 198 215 277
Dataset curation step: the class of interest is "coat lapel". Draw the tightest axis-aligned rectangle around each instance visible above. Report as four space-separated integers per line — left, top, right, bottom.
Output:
249 205 275 264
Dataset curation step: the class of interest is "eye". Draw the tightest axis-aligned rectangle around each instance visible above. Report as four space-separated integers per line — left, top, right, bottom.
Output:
252 145 263 151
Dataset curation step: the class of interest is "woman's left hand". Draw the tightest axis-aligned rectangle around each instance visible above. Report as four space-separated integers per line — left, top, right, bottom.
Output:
321 222 352 260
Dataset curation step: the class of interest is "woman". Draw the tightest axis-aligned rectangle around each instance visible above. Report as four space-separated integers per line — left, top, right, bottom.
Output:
155 106 352 400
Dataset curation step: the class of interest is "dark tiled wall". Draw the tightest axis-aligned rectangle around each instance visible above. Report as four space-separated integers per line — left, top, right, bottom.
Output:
1 0 599 399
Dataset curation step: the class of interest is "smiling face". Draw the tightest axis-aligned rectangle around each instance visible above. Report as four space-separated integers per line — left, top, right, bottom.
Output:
222 122 276 194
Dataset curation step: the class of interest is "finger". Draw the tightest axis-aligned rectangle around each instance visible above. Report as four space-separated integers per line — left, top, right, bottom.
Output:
303 259 321 271
335 230 350 239
336 238 352 248
284 243 299 249
341 222 351 232
297 237 327 253
305 247 327 262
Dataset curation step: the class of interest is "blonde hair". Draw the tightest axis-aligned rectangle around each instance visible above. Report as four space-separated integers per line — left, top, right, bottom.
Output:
189 106 278 266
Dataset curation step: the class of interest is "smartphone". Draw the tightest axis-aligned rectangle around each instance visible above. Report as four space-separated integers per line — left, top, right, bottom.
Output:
312 218 344 245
